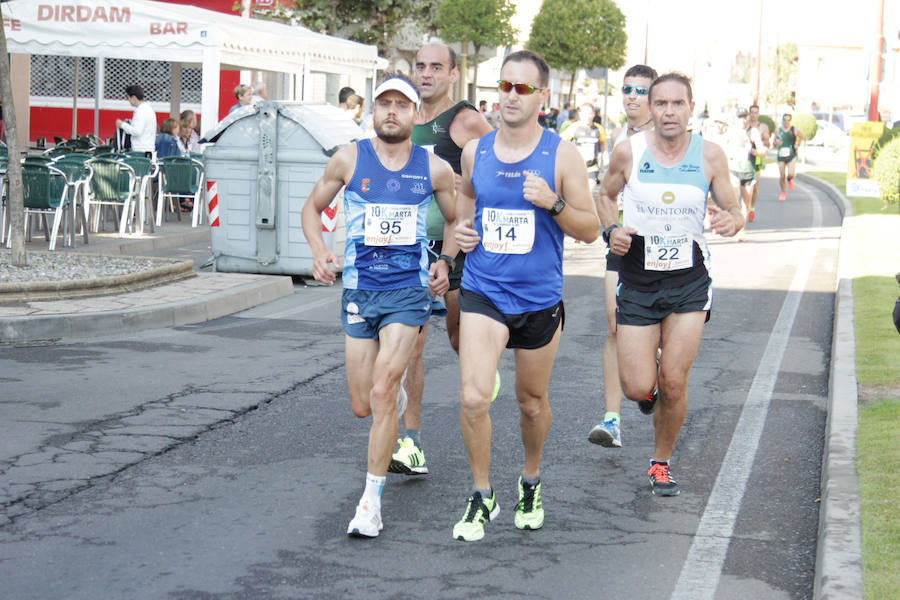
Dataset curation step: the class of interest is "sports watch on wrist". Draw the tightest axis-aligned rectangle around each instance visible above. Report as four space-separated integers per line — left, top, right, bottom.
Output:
548 196 567 216
437 254 456 271
602 224 620 244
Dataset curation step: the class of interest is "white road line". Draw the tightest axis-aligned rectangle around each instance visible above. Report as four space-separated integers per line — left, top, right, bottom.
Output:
671 195 824 599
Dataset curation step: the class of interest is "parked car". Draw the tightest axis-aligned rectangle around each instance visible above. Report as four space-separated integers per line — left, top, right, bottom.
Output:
809 119 848 148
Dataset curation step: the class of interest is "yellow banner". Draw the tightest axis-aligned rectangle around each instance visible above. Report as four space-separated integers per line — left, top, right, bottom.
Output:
847 121 884 197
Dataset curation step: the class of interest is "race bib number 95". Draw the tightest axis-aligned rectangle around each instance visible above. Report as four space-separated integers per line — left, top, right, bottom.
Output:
482 208 535 254
364 204 417 246
644 233 693 271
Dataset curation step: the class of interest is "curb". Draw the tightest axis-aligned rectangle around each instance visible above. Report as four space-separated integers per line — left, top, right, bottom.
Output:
72 227 211 256
0 274 294 343
798 173 865 599
0 257 196 303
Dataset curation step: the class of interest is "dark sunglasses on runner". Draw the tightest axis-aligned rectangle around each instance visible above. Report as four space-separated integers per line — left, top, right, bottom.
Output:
621 85 650 96
498 80 543 95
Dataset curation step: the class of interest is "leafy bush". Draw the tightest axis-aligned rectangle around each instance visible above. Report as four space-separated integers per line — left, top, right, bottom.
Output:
793 113 817 141
874 125 900 161
873 136 900 205
758 114 776 140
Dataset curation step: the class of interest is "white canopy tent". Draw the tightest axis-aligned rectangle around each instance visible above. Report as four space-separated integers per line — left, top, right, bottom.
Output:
2 0 382 137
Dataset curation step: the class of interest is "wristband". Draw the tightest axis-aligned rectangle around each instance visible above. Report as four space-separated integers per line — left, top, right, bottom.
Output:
602 224 619 244
437 254 456 271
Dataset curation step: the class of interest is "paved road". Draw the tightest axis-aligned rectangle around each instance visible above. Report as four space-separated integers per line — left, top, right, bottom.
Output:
0 175 841 599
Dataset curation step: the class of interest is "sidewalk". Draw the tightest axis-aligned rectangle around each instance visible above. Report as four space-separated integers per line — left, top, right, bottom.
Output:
0 220 293 342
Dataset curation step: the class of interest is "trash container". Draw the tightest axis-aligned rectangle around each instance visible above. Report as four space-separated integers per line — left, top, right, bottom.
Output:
202 101 363 275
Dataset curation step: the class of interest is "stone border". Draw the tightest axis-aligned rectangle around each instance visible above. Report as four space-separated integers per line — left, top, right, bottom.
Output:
798 173 865 600
0 256 196 303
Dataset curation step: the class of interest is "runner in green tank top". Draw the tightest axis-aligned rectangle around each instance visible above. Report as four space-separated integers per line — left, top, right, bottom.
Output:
390 41 493 478
776 113 804 201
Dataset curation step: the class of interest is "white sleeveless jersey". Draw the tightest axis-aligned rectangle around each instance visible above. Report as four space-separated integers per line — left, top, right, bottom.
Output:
620 131 711 287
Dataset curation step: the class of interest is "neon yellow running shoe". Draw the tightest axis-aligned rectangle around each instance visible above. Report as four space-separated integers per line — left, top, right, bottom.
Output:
491 370 501 403
388 436 428 475
452 491 499 542
514 477 544 530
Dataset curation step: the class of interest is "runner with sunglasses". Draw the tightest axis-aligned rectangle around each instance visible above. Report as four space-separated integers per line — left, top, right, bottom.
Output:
389 41 494 478
451 50 601 541
596 72 744 497
588 64 658 450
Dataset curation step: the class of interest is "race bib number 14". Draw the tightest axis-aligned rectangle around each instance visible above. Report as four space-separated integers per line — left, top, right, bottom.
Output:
364 204 417 246
481 208 535 254
644 233 693 271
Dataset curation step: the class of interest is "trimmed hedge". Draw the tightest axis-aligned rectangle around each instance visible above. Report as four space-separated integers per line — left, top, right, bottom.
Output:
873 135 900 205
793 113 818 141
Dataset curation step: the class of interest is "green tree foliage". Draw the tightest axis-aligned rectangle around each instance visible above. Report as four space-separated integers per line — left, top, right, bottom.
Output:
793 113 817 142
263 0 438 55
762 42 798 107
435 0 516 99
527 0 626 102
873 135 900 205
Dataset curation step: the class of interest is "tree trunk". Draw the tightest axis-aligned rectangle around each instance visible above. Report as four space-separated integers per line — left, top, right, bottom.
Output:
0 4 27 266
457 43 469 103
470 43 480 105
567 72 576 105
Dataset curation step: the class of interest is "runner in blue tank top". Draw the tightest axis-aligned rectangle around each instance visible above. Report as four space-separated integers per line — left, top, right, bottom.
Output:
390 41 495 479
450 50 601 542
301 76 458 539
596 72 744 498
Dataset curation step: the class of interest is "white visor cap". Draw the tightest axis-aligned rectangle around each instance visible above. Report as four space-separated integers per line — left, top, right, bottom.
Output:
374 78 420 107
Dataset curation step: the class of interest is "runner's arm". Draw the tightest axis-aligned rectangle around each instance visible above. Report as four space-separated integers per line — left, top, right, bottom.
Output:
454 140 480 253
301 145 356 284
704 141 745 237
429 154 458 295
449 107 493 150
596 142 635 256
525 139 598 243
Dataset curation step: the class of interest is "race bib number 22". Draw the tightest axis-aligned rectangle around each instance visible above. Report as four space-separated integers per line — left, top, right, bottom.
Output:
644 233 693 271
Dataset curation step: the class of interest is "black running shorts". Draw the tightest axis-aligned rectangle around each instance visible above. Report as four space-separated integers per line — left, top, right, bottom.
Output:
616 275 712 326
459 287 564 349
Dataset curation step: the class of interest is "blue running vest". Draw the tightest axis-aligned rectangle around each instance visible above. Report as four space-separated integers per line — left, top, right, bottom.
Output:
462 129 563 314
342 139 434 290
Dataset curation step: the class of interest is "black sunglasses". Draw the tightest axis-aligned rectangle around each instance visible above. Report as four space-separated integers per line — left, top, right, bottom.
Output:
621 85 650 96
498 80 543 95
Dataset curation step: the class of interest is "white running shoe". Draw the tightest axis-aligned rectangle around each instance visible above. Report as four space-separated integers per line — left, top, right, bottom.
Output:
396 368 408 417
347 498 383 538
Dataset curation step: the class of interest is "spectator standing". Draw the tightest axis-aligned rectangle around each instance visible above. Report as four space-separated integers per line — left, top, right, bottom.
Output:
116 84 156 155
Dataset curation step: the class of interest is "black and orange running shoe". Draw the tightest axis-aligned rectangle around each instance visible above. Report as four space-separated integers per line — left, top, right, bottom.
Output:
648 461 680 496
637 388 659 415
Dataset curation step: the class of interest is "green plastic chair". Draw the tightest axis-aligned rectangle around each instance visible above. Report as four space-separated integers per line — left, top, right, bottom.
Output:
23 154 54 165
52 157 92 245
54 152 93 162
5 163 70 250
90 145 114 156
156 156 205 227
118 155 157 234
84 158 136 236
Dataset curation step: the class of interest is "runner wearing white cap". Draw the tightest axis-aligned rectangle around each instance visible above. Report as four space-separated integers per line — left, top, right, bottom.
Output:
301 75 458 538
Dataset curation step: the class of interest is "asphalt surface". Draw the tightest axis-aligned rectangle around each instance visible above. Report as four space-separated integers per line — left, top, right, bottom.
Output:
0 161 864 599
